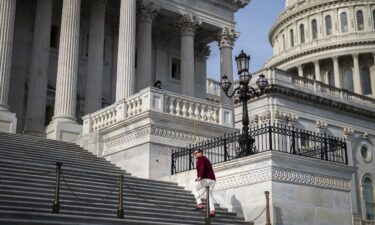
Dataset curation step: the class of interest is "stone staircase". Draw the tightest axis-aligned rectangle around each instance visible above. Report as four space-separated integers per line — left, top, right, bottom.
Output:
0 132 249 225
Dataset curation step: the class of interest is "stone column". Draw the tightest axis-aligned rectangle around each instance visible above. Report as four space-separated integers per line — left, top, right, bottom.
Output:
136 0 159 92
0 0 17 112
177 14 201 97
297 64 304 77
332 56 341 88
84 0 106 114
0 0 17 133
314 60 322 82
52 0 81 122
46 0 82 143
218 27 239 106
116 0 136 101
24 0 53 135
352 54 363 94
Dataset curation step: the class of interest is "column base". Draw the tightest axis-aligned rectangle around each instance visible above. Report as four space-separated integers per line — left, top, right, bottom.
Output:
46 120 82 144
0 110 17 133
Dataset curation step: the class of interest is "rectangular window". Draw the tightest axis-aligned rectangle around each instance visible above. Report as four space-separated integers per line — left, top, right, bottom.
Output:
171 58 181 80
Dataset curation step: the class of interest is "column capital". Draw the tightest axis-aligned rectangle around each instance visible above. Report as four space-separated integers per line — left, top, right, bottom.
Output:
218 27 239 49
176 14 201 35
352 53 359 59
313 60 320 65
138 0 160 23
332 56 339 61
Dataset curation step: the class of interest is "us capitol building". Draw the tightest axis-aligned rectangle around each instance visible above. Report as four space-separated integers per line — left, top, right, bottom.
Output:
0 0 374 224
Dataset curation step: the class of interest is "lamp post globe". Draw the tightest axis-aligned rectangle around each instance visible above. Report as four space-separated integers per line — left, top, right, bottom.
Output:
219 75 232 93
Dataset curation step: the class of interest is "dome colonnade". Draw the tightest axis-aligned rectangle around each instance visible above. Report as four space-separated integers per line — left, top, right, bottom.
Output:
266 0 375 97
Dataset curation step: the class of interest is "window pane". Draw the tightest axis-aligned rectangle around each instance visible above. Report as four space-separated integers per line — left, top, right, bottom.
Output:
357 10 364 31
343 68 354 91
341 12 348 33
300 24 305 43
290 29 294 47
373 10 375 29
327 71 335 86
361 66 372 95
364 178 375 220
325 15 332 35
312 19 318 39
171 58 181 80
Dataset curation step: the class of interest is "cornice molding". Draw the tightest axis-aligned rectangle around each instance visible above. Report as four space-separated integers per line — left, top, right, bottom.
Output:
267 39 375 68
215 166 351 191
206 0 250 11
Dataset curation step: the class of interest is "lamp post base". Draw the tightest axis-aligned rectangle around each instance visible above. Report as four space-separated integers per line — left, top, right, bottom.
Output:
237 134 254 157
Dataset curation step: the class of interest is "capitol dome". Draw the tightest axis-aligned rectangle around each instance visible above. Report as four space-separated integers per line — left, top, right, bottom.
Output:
266 0 375 97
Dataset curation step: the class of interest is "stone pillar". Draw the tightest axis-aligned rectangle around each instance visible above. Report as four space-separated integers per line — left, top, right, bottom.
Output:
136 0 159 92
218 27 239 106
24 0 53 135
177 14 201 97
297 64 304 77
332 56 341 88
0 0 17 133
352 54 363 94
0 0 17 111
46 0 82 143
314 60 322 82
84 0 106 114
116 0 136 101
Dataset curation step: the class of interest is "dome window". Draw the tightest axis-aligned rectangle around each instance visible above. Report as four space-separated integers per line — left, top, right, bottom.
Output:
343 67 354 91
356 10 365 31
311 19 318 39
373 10 375 29
340 12 348 33
361 66 372 95
299 24 305 44
290 29 294 47
325 15 332 35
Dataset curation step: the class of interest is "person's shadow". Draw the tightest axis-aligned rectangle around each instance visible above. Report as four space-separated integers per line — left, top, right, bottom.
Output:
274 206 283 225
230 195 244 218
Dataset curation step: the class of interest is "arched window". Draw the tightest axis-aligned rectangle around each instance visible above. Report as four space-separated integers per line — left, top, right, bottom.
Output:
373 10 375 29
364 177 375 220
282 34 285 50
325 15 332 35
290 29 294 47
357 10 365 31
312 19 318 39
327 71 334 86
300 24 305 43
361 66 372 95
341 12 348 33
343 67 354 91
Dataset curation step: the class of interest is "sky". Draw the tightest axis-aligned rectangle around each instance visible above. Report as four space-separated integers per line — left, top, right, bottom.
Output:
206 0 285 80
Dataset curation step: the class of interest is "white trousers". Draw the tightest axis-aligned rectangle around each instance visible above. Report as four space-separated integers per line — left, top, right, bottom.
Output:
192 179 216 211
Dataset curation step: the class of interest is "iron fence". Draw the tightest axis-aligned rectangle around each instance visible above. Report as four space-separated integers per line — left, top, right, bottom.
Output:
171 123 348 174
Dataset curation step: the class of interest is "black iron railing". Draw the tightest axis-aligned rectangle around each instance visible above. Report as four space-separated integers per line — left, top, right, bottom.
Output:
171 123 348 174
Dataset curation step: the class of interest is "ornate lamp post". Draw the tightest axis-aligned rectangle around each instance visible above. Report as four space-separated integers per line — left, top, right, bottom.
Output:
219 50 268 156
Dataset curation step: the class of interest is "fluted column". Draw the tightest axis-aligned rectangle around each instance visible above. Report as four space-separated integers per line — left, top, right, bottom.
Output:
24 0 53 135
0 0 17 111
84 0 106 114
116 0 136 101
218 27 239 106
314 60 321 82
332 56 341 88
52 0 81 123
297 64 303 77
177 14 201 97
352 54 363 94
136 0 159 92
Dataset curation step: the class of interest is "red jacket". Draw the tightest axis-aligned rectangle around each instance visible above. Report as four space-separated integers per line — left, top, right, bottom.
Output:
196 156 216 180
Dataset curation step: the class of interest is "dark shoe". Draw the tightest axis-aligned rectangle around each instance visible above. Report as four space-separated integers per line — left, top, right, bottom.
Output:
209 210 216 217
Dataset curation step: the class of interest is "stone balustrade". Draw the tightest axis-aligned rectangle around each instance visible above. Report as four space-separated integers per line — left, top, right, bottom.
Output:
269 69 375 110
82 87 233 134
